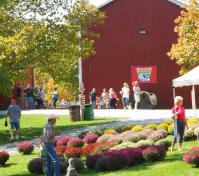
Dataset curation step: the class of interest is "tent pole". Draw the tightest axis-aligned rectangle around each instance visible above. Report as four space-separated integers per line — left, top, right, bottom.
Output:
173 87 176 106
192 85 197 118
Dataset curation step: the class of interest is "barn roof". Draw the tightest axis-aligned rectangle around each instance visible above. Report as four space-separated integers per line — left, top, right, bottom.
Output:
96 0 188 8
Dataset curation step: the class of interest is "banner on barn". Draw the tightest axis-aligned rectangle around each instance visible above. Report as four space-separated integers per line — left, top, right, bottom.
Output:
131 66 157 83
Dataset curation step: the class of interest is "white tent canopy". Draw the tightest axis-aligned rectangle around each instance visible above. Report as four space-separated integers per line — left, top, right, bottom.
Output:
172 65 199 117
173 65 199 87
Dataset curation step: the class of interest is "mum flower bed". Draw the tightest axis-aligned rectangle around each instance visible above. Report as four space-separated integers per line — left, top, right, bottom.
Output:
183 146 199 167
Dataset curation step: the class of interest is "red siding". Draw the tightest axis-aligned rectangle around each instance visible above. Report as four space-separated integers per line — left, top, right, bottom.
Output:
83 0 199 108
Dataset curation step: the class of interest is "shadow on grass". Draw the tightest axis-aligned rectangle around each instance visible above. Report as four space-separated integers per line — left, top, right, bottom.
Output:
0 119 117 145
10 173 35 176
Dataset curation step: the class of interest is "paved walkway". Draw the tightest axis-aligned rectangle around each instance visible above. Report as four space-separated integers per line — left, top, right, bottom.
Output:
0 109 198 155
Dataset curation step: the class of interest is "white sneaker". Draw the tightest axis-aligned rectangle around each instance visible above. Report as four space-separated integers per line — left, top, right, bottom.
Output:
10 136 14 141
16 135 19 139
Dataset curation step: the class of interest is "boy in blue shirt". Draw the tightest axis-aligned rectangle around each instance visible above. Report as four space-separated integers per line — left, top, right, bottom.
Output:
5 99 21 140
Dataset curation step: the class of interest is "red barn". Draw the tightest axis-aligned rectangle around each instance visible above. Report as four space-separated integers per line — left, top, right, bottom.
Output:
83 0 199 108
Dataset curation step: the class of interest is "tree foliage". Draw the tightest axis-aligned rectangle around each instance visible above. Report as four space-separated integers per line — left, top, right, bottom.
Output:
0 0 105 97
168 0 199 74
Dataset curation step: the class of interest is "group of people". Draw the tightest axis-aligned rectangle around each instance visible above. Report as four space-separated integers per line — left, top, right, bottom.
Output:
89 81 141 110
16 83 45 109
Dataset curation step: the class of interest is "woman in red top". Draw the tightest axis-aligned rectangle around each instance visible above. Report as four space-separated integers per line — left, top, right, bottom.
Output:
109 88 117 109
171 96 188 152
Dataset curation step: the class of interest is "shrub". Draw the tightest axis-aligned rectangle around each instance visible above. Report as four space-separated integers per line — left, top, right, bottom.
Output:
82 142 116 156
67 138 84 148
110 142 137 151
144 124 158 130
187 118 199 126
168 124 174 135
155 139 172 149
59 157 69 174
194 127 199 136
148 131 164 142
183 146 199 167
64 147 82 158
104 129 118 135
121 148 144 165
132 125 144 132
119 130 134 137
143 129 154 135
104 151 129 170
137 131 149 140
157 123 168 131
95 155 109 172
83 134 99 144
0 151 9 166
107 136 123 144
120 125 135 132
27 157 44 174
123 133 140 143
56 136 71 148
184 128 196 141
142 146 162 162
17 141 34 154
136 140 154 148
97 134 113 143
86 154 103 169
72 157 84 171
93 143 116 155
156 129 168 138
163 120 173 125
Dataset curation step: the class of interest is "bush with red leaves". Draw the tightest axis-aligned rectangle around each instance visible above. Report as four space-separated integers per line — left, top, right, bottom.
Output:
183 146 199 167
67 138 84 148
104 151 129 170
64 147 82 158
121 148 144 165
0 151 9 165
83 134 99 144
17 141 34 154
142 145 166 162
56 136 71 147
86 154 103 169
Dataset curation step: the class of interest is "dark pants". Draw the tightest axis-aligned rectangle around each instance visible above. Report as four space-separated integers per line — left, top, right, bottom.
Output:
53 99 58 108
110 98 116 109
44 143 60 176
173 120 185 143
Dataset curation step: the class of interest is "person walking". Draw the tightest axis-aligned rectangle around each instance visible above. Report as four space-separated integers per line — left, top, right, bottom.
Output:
120 82 130 109
52 88 58 108
16 83 22 107
170 96 188 152
109 88 117 109
101 88 109 109
5 99 21 140
132 81 141 110
24 84 35 109
89 88 97 109
41 114 60 176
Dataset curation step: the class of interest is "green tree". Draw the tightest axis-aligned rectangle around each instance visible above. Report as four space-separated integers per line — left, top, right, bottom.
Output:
168 0 199 74
0 0 105 97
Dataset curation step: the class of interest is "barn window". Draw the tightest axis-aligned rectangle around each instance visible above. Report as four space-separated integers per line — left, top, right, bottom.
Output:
139 28 147 35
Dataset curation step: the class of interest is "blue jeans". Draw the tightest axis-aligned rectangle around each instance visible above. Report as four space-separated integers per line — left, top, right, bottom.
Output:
25 97 35 109
91 100 96 109
122 97 129 107
173 120 185 143
44 143 60 176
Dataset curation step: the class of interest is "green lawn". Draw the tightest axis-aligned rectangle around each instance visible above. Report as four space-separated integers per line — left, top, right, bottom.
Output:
0 140 199 176
0 114 119 145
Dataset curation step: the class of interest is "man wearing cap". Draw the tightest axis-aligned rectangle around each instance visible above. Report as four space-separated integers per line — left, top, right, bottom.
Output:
42 114 60 176
5 99 21 140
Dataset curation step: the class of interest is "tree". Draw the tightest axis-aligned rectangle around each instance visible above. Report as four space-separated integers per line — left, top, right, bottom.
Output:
0 0 105 97
168 0 199 74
